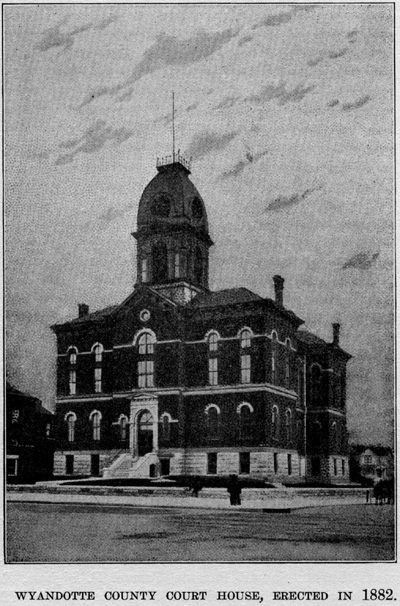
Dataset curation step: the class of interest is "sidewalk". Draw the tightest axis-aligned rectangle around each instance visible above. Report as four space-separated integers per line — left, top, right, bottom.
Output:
6 485 369 512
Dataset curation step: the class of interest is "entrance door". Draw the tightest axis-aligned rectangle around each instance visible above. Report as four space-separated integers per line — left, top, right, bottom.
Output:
138 410 153 456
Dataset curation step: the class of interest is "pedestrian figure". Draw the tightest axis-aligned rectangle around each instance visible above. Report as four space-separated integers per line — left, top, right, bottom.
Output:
191 476 202 498
227 474 241 506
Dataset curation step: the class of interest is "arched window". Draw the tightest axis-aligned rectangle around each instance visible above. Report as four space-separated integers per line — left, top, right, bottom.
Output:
271 332 278 385
65 412 76 443
207 332 219 385
152 242 168 282
297 358 304 404
240 329 252 383
240 329 252 349
161 414 171 441
238 403 253 441
90 411 101 441
68 347 78 395
272 405 279 442
174 252 180 278
137 331 155 388
119 415 128 442
92 343 103 393
205 405 220 440
141 258 148 283
285 339 291 388
285 409 292 443
194 247 203 284
331 422 338 453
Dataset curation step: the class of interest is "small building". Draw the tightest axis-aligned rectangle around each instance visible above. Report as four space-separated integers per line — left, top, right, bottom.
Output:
350 445 394 483
6 382 55 482
51 154 351 484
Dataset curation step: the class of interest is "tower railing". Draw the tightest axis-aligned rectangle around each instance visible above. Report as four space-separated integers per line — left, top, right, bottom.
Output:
156 152 192 171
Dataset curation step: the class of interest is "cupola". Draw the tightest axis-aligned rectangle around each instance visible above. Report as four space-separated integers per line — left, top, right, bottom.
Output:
132 152 213 304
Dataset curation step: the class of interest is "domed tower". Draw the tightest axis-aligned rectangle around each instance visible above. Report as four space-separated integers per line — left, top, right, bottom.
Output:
132 153 213 304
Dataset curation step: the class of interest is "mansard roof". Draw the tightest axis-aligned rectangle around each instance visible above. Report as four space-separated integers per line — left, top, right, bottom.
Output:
189 287 263 308
297 329 351 359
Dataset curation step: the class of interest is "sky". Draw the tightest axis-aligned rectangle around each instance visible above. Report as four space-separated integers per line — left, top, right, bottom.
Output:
4 3 394 445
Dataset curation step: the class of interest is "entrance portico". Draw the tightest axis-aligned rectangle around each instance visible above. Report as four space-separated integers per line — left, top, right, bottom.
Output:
129 393 159 459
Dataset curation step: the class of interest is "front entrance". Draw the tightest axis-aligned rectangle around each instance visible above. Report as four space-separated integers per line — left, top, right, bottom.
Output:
138 410 153 456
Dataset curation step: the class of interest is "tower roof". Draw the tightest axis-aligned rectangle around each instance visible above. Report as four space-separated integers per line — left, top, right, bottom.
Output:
136 160 210 236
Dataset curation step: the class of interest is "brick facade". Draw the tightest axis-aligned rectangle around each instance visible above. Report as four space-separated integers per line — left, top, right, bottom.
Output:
52 158 351 484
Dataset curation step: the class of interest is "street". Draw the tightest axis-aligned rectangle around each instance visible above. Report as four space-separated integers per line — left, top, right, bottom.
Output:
6 502 394 562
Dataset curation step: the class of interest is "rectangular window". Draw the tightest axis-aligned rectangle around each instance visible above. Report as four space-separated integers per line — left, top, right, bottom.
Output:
239 452 250 475
138 361 154 387
207 452 217 475
241 355 251 384
66 455 74 475
94 367 102 393
208 357 218 385
342 459 346 476
69 370 76 395
273 453 278 474
174 253 180 278
141 259 148 282
287 454 292 476
364 455 372 464
333 458 337 476
91 454 100 476
7 457 18 476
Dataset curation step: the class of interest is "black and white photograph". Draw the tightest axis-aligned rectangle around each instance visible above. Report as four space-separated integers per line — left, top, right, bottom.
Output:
2 0 396 584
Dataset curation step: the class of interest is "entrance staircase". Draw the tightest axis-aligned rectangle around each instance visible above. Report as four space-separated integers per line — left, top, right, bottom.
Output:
103 452 159 479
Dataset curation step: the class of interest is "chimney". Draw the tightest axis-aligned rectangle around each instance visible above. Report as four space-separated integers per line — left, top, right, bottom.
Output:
332 323 340 346
273 275 284 307
78 303 89 318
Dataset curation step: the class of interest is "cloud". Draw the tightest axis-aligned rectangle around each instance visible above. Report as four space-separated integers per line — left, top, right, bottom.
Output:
37 15 118 52
342 95 371 111
308 47 349 68
307 56 323 67
253 5 316 30
55 119 134 165
266 185 322 211
186 130 237 160
214 96 240 110
327 47 348 59
238 35 253 47
80 29 238 106
97 205 130 224
347 30 358 44
247 82 316 106
221 149 268 179
186 103 198 112
327 99 340 107
341 251 379 270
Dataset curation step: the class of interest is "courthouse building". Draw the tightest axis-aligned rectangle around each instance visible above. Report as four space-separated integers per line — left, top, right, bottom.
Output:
52 153 351 483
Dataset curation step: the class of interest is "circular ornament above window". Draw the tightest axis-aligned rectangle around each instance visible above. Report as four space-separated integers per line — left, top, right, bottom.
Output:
140 309 151 322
